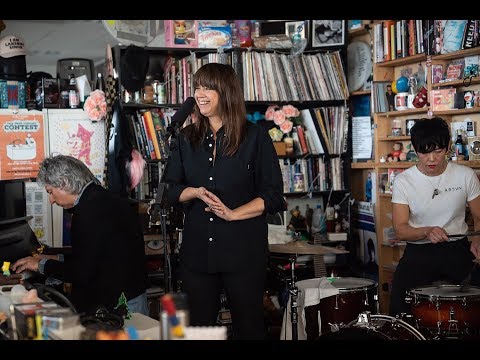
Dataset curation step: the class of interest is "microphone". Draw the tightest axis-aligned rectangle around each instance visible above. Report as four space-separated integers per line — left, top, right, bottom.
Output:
168 97 196 134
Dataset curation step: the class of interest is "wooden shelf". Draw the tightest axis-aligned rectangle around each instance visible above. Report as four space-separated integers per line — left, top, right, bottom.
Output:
379 193 392 198
432 46 480 60
456 160 480 168
351 162 375 169
433 108 480 116
377 162 415 169
376 108 428 117
349 90 371 96
376 53 426 68
378 135 411 141
432 77 480 88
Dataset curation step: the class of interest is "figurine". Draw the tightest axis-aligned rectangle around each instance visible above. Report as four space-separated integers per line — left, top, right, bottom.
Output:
385 84 395 111
387 142 404 162
2 261 10 276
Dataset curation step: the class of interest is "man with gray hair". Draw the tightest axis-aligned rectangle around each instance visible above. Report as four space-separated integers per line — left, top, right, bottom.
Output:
12 154 148 316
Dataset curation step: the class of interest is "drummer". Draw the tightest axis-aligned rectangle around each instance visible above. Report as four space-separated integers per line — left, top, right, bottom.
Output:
389 117 480 315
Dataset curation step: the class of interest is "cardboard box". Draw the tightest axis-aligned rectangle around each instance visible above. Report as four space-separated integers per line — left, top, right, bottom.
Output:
198 24 232 48
273 141 286 156
164 20 198 48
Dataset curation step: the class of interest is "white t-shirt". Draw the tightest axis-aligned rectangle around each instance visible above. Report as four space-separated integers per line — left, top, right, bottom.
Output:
392 162 480 244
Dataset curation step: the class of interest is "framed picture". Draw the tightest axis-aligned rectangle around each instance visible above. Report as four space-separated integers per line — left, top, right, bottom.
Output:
311 20 345 48
406 119 416 136
285 21 308 42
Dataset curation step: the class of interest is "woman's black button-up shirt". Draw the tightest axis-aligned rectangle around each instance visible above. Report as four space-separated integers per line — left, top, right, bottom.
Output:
165 122 286 273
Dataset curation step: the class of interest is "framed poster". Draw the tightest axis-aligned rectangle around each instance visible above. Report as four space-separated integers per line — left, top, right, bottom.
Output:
311 20 345 48
285 21 308 42
46 109 106 184
0 110 45 180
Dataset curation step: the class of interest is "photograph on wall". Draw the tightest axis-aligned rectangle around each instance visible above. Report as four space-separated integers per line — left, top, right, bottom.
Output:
47 109 106 185
285 21 308 42
0 110 45 180
311 20 345 48
285 197 324 240
25 181 52 247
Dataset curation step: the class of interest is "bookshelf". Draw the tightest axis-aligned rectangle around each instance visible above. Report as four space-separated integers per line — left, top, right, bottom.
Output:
371 20 480 314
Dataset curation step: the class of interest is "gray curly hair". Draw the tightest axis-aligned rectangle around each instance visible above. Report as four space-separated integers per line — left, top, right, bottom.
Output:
37 154 100 194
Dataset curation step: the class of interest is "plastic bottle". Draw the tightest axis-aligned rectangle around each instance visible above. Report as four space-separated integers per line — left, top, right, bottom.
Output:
455 130 463 157
95 72 105 92
68 74 79 109
311 205 323 234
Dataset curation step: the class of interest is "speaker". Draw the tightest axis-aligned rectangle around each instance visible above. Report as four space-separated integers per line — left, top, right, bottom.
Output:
56 58 94 83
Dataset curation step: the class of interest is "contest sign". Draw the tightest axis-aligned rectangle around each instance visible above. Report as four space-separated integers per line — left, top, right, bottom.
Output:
0 112 45 180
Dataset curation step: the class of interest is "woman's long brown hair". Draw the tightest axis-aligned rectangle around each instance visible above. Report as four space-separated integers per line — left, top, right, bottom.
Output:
187 63 247 156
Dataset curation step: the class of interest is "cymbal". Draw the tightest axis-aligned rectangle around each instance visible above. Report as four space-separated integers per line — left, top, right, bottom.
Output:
269 241 349 255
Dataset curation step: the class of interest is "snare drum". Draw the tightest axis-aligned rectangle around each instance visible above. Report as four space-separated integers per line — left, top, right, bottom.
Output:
304 277 378 339
406 284 480 338
317 312 426 340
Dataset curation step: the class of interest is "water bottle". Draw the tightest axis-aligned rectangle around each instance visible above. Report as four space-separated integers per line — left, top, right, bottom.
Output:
311 205 323 235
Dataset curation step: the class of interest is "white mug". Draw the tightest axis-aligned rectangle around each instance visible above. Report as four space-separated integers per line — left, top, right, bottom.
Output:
394 92 409 111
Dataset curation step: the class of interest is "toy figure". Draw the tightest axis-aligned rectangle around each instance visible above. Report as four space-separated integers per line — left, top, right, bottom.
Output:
2 261 11 276
387 142 404 162
174 20 188 44
386 84 395 111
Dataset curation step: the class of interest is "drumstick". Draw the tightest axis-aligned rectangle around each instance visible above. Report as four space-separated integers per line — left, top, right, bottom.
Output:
448 231 480 238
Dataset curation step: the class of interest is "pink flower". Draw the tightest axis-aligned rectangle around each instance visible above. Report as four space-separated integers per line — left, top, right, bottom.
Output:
265 105 277 121
282 105 300 118
264 103 300 140
84 90 107 121
279 119 293 134
273 110 286 126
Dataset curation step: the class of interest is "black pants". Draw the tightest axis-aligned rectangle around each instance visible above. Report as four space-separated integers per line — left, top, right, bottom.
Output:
180 264 267 340
389 238 479 316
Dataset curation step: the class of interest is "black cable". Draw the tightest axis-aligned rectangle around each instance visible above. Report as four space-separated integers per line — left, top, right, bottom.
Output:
27 282 78 313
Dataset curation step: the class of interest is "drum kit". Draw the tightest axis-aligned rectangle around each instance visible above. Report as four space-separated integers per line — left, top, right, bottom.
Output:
271 241 480 340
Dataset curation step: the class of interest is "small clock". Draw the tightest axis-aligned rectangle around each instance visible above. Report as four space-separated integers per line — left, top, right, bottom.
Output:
468 136 480 160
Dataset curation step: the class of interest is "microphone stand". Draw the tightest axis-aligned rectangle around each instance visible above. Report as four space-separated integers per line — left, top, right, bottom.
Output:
148 118 186 294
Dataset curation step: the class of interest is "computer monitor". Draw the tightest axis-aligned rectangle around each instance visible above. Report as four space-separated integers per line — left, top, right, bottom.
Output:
0 179 26 223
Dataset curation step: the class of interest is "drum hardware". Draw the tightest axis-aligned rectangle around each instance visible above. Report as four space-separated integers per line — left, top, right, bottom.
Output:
286 256 299 341
269 241 349 340
302 277 378 339
317 311 426 340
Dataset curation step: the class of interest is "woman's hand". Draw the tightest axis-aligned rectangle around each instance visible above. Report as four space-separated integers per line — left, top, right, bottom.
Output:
470 238 480 258
11 256 42 273
203 190 235 221
424 226 449 243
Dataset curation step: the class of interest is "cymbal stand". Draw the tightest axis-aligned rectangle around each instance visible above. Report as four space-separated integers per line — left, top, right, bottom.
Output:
287 255 299 340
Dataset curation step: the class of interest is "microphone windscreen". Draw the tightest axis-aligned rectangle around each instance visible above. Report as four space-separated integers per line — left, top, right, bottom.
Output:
171 97 196 127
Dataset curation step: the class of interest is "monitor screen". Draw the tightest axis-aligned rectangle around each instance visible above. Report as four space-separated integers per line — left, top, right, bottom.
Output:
0 180 26 223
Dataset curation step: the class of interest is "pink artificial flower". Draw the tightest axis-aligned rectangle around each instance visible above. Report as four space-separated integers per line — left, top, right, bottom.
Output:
282 105 300 118
265 105 277 121
273 110 286 126
279 119 293 134
84 89 107 121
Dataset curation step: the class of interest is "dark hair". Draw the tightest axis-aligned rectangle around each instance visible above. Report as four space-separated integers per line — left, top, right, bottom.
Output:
410 117 450 154
188 63 246 156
